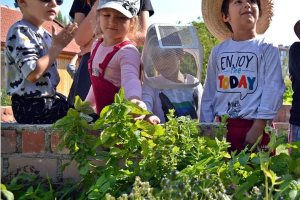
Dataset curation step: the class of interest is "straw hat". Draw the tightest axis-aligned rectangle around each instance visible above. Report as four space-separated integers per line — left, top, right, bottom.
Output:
202 0 274 41
294 20 300 40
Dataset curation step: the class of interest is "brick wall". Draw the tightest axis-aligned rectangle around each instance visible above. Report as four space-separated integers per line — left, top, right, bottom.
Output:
1 104 292 182
0 122 220 182
273 104 291 123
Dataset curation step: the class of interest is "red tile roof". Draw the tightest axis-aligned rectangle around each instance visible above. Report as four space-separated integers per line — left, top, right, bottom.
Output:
1 5 80 54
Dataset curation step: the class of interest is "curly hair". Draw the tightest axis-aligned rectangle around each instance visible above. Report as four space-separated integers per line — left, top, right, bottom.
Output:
93 10 141 45
221 0 261 32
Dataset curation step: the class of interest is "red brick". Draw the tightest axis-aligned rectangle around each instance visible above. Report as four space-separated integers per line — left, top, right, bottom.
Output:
1 108 4 115
88 130 101 138
1 130 17 153
277 110 286 118
8 158 57 181
4 107 13 115
51 132 69 154
1 114 16 122
286 110 291 118
284 105 292 111
273 118 279 123
22 131 45 153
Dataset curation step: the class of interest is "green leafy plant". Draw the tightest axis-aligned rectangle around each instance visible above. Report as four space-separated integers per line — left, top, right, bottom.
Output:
1 88 12 106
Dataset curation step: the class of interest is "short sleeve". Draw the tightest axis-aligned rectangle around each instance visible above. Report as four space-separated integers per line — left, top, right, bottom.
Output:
139 0 154 17
69 0 93 19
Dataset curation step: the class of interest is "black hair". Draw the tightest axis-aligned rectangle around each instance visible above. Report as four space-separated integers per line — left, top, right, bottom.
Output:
221 0 261 33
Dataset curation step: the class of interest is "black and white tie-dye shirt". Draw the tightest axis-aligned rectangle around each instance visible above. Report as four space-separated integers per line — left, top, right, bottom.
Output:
5 20 60 98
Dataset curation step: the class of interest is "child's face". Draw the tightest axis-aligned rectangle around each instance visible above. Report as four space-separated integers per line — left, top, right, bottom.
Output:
99 8 132 44
222 0 261 33
19 0 60 27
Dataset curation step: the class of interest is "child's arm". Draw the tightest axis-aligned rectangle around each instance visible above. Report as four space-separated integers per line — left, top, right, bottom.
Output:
200 50 217 122
244 119 267 147
27 23 78 82
74 0 99 47
66 53 79 79
245 43 285 147
85 85 96 108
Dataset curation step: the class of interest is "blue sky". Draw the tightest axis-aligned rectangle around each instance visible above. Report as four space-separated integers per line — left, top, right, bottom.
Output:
2 0 299 46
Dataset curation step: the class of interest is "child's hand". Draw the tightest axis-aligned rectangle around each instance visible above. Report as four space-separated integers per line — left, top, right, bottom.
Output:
145 114 160 125
129 98 147 121
52 23 78 49
244 119 267 149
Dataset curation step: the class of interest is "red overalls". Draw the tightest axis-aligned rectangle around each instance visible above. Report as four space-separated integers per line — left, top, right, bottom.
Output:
88 39 134 114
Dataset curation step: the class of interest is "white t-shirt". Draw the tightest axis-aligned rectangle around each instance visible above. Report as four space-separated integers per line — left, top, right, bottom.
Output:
142 74 203 123
201 36 285 122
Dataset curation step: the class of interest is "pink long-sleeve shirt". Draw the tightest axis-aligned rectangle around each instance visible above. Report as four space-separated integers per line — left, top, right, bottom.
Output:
90 39 142 100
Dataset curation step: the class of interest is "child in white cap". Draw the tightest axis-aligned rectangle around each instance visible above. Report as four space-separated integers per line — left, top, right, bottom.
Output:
85 0 146 115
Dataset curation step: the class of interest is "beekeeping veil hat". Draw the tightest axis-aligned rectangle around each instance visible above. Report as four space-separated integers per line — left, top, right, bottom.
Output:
142 24 204 89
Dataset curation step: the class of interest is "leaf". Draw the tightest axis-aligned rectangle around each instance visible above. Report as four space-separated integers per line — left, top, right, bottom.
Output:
93 119 105 130
238 153 250 166
100 129 112 144
100 106 111 118
95 151 110 161
141 139 149 157
119 169 133 175
99 181 110 193
75 142 79 152
79 112 93 123
1 189 14 200
109 147 122 156
118 87 125 103
79 162 89 175
61 162 71 172
74 95 83 111
123 101 150 115
95 173 106 187
88 190 101 199
79 119 92 130
67 108 80 118
173 146 179 154
114 93 121 104
136 120 155 134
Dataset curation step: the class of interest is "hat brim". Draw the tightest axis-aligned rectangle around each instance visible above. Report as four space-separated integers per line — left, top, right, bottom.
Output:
97 2 134 18
202 0 274 41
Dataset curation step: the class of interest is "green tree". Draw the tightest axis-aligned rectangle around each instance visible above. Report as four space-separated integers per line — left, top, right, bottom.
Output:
192 17 221 84
55 11 64 25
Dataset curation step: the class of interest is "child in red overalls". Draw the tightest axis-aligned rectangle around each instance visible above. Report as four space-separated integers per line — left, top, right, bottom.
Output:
201 0 285 154
85 0 146 115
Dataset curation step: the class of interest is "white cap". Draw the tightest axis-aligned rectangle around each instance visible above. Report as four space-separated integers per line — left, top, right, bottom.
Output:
97 0 140 18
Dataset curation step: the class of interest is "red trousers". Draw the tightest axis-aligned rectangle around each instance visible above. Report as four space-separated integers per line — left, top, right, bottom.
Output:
226 118 274 155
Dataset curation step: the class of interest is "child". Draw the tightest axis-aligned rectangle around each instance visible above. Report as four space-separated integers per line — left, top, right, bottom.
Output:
141 24 203 124
289 20 300 142
201 0 285 153
85 0 146 115
5 0 78 124
66 52 81 79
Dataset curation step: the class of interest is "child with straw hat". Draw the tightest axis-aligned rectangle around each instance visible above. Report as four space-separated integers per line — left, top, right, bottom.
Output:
201 0 285 154
289 20 300 142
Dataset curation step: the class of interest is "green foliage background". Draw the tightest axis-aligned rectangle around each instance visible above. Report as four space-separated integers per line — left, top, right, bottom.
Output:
192 17 222 84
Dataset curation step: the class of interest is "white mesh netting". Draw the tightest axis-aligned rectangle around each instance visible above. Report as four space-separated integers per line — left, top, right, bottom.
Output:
142 24 204 89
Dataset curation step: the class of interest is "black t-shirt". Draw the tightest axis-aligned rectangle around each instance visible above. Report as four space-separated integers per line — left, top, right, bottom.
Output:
289 42 300 126
69 0 154 19
69 0 96 19
139 0 154 17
